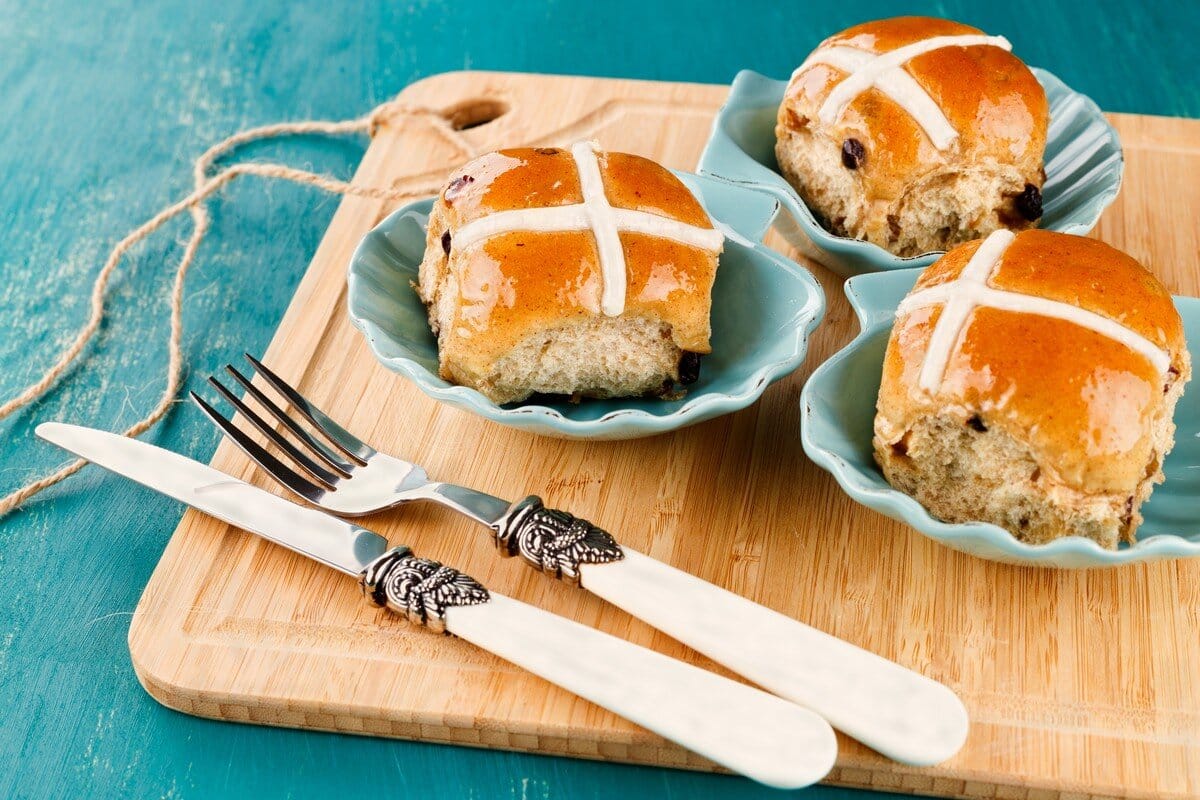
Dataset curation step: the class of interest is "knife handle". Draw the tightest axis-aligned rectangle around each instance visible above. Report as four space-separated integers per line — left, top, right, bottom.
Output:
360 547 836 789
359 547 491 634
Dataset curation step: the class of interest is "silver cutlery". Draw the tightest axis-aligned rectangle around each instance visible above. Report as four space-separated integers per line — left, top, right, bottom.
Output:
37 422 837 789
191 354 969 767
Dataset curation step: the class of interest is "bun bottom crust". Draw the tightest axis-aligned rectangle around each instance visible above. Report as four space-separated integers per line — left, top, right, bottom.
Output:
775 129 1041 257
440 314 683 405
872 377 1184 549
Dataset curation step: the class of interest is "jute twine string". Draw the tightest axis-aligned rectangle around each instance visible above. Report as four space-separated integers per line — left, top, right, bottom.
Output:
0 102 455 517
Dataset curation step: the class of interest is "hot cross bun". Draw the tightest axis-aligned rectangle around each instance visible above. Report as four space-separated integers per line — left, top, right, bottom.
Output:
417 143 724 404
874 230 1190 548
777 16 1048 257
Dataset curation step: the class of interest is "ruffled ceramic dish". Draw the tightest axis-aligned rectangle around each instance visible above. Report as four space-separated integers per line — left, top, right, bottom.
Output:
699 69 1124 276
348 172 825 440
800 269 1200 568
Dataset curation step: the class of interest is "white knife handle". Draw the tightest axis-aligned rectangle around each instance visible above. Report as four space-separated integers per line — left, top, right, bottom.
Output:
361 548 836 789
579 549 969 767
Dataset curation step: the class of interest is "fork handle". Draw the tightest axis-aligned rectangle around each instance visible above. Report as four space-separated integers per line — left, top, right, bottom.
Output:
488 497 968 766
491 496 624 584
359 547 836 789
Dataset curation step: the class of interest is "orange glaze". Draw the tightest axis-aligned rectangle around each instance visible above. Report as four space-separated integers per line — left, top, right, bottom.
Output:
876 230 1188 495
782 16 1047 204
435 147 720 377
621 233 713 351
918 231 1187 352
601 152 714 228
443 230 598 378
949 309 1159 489
989 230 1183 351
441 148 584 227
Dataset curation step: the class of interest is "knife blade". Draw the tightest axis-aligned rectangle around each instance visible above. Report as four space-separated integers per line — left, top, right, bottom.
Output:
36 422 837 789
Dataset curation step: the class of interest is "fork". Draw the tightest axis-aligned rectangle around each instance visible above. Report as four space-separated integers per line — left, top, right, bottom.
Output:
192 354 970 767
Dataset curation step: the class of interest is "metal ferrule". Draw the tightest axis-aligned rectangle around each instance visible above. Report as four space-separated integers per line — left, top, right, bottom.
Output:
359 547 490 634
492 495 624 585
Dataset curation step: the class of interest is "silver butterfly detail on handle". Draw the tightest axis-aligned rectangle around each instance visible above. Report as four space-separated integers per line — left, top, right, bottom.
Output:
493 496 625 584
361 548 491 633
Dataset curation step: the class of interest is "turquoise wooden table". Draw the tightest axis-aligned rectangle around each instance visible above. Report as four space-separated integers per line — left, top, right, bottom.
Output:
0 1 1195 797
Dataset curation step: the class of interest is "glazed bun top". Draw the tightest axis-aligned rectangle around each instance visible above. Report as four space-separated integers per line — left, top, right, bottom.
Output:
876 229 1190 495
434 143 723 360
781 16 1048 203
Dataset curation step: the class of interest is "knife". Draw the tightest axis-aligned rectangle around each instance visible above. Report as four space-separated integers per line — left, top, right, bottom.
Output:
37 422 836 789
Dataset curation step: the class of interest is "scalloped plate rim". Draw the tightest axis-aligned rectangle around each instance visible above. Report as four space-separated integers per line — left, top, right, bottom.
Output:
346 172 826 439
799 269 1200 568
699 67 1125 274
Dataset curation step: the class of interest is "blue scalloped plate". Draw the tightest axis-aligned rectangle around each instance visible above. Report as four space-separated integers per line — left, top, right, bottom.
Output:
800 269 1200 568
699 69 1124 276
347 172 825 440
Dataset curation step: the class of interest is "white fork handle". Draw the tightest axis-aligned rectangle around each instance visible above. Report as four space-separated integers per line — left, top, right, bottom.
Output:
579 549 969 766
446 593 837 789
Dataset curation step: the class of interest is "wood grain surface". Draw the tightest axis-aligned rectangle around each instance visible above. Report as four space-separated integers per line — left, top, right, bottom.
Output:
125 71 1200 800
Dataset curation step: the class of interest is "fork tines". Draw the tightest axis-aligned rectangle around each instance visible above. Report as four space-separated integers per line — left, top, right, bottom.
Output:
190 354 374 502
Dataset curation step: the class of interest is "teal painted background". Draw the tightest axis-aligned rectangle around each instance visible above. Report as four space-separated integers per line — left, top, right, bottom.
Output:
0 1 1195 798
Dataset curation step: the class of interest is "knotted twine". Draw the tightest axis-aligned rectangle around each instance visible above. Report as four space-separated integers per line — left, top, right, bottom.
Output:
0 101 469 517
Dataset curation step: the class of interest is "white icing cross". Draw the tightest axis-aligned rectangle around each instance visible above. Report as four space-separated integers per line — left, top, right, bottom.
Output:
797 34 1012 150
451 141 725 317
899 229 1173 393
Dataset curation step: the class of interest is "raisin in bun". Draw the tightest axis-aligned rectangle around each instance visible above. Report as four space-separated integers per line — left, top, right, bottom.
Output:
417 142 723 405
777 16 1048 257
874 230 1190 548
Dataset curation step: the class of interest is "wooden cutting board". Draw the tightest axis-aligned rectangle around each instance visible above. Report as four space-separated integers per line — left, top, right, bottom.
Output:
128 71 1200 800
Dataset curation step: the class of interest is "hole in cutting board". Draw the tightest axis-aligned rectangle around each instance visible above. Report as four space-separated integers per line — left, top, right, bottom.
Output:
443 99 508 130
